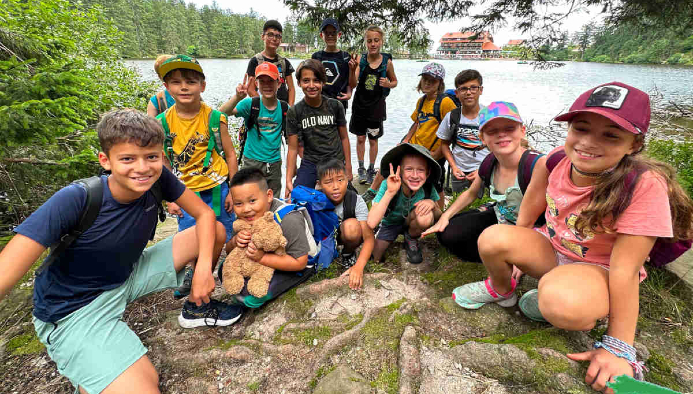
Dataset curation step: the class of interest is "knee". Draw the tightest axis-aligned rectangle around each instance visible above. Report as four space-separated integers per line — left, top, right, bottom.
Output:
477 224 512 258
412 210 434 230
215 221 227 244
357 135 366 142
537 277 597 331
341 219 362 244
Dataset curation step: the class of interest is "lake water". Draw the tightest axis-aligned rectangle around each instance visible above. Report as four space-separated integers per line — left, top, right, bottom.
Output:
126 59 693 177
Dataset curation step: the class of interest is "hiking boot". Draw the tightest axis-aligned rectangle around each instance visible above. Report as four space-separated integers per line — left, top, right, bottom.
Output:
361 188 377 204
358 167 367 184
519 289 547 322
366 167 377 184
339 252 357 268
451 277 517 309
178 299 243 329
173 266 194 299
403 231 423 264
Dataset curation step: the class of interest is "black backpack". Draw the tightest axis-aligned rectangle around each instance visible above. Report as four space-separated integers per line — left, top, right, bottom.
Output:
343 189 358 220
38 176 166 272
238 96 289 164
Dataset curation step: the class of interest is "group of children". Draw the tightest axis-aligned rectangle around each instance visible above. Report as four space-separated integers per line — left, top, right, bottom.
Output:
0 16 691 394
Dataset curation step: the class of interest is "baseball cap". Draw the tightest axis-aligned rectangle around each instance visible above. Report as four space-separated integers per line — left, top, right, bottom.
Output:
320 18 340 32
255 62 280 80
419 62 445 80
157 55 204 80
478 101 523 131
554 82 650 135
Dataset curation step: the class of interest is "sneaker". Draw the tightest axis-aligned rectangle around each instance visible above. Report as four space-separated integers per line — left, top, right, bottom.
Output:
173 266 194 299
178 299 243 329
361 188 377 204
339 252 357 268
358 167 367 184
366 167 377 184
451 277 518 309
519 289 547 322
403 231 423 264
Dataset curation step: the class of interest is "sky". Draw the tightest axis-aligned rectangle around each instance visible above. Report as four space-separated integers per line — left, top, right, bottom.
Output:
189 0 601 51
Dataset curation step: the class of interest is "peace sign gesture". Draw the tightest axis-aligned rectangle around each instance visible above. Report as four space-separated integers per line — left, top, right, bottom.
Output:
236 73 251 99
385 163 401 196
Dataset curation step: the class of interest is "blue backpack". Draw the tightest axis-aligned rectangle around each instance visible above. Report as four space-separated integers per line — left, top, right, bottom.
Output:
274 186 340 270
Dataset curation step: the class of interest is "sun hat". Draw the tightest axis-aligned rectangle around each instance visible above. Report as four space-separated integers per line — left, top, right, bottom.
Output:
554 81 650 135
478 101 523 131
157 54 204 80
255 62 280 80
418 62 445 81
379 143 441 187
320 18 340 32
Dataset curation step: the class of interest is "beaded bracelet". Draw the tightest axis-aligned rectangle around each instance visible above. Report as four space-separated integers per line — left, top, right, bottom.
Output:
593 335 647 380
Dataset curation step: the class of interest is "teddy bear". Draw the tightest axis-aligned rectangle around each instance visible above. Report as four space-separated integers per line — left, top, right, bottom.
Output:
222 211 287 298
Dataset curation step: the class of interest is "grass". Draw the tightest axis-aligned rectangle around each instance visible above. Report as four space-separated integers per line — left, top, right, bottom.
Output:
6 331 45 356
370 366 399 394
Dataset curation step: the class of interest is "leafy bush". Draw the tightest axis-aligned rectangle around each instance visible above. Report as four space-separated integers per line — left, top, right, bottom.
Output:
666 53 684 64
646 139 693 198
590 54 612 63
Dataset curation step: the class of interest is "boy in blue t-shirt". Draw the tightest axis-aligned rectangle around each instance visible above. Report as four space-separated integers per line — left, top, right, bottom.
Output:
221 62 285 197
0 109 239 394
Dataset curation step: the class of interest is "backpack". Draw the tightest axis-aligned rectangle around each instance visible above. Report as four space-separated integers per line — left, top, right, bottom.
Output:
155 91 169 115
415 92 459 151
443 88 462 107
237 97 289 164
274 186 341 270
359 52 391 97
255 53 288 85
38 176 166 273
448 106 486 154
157 108 226 171
343 189 358 221
545 148 692 267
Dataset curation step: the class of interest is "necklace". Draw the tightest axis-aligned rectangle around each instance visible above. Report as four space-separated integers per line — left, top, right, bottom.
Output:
571 163 617 178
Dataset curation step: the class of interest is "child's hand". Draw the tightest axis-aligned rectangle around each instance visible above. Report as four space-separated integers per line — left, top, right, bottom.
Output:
236 73 250 99
414 199 436 217
348 53 358 71
511 265 524 282
466 170 478 181
341 265 364 290
224 193 233 213
246 241 265 262
421 216 449 237
285 179 293 201
337 91 352 101
345 163 353 181
189 269 215 306
234 230 252 248
378 77 391 88
167 202 183 217
567 347 633 394
386 163 401 195
452 166 466 180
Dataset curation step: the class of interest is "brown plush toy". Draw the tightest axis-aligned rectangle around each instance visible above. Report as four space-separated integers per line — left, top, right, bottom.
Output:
222 211 287 298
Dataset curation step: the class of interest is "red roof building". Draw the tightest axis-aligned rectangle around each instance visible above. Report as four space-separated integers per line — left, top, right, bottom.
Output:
506 39 526 47
437 31 501 59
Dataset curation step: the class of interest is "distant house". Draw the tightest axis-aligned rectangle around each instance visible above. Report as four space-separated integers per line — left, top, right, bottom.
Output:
505 39 527 48
279 43 310 53
436 31 501 59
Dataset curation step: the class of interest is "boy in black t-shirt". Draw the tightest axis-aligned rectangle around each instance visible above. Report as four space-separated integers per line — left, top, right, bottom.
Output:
285 59 353 196
246 20 295 105
311 18 353 111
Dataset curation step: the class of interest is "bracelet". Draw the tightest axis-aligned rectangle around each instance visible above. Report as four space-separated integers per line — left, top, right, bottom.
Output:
593 335 647 380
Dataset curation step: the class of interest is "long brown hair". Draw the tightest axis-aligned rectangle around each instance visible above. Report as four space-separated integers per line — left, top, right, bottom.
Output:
574 134 693 241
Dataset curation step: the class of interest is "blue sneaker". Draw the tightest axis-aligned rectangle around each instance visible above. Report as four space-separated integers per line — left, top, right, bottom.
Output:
519 289 547 322
178 299 243 329
173 266 193 299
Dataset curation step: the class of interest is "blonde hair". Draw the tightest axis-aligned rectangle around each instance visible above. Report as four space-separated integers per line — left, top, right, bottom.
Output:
416 77 445 95
364 25 384 39
154 54 173 79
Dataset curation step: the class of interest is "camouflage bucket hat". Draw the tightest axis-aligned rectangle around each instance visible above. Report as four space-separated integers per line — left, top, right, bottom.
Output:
157 54 205 80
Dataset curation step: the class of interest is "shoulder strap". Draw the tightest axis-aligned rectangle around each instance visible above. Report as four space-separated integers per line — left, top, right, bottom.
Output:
344 189 357 220
279 57 287 79
157 109 175 168
246 96 262 133
477 152 498 199
517 150 545 195
254 52 265 64
359 53 368 72
202 109 224 169
546 148 567 174
433 93 445 123
379 53 391 76
39 177 104 272
416 95 426 116
149 178 167 224
449 107 462 133
279 100 289 137
156 91 167 115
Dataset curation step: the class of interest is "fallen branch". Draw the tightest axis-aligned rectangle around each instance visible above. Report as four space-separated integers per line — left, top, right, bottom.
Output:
3 158 68 166
311 308 375 371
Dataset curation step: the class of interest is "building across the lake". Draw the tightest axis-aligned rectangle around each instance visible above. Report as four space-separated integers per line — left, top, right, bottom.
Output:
436 31 501 59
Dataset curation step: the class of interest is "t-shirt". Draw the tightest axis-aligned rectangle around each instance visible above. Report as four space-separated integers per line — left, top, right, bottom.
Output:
374 182 440 226
235 97 283 163
489 170 523 224
543 146 672 269
287 97 347 164
334 193 369 222
436 106 491 172
149 90 176 114
16 168 186 323
270 198 310 259
312 50 351 106
247 54 294 103
162 103 229 192
410 96 457 153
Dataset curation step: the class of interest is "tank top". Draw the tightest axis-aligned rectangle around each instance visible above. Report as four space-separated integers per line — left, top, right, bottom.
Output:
352 57 386 121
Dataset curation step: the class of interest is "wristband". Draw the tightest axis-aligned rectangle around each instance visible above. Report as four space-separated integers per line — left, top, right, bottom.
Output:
593 335 647 380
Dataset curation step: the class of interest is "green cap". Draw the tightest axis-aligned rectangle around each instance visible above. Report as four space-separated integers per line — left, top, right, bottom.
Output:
157 54 204 80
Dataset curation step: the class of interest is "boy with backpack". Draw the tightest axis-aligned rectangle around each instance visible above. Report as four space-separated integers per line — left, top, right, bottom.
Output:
367 143 442 265
0 109 234 394
246 20 295 105
146 54 175 117
311 18 353 111
220 62 287 197
317 159 374 290
156 55 239 318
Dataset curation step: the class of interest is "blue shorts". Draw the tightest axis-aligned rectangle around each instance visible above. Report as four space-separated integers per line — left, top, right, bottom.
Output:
178 182 235 242
294 159 318 189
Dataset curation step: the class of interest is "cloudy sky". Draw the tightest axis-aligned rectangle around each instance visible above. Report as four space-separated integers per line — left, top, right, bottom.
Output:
190 0 601 50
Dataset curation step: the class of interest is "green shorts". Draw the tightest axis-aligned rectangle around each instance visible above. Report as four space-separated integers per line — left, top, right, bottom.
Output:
33 236 184 394
242 157 282 197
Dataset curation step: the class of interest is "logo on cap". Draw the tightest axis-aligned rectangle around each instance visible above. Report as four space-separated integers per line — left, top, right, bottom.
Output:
585 85 629 110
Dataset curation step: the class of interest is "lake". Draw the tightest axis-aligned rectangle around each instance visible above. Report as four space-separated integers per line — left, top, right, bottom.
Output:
126 58 693 178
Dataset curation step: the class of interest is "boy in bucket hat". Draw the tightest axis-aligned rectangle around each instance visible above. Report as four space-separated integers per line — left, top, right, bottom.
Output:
366 143 442 264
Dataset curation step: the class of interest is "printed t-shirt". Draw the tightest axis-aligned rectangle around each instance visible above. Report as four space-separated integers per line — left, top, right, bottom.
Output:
374 182 440 227
334 194 369 222
436 105 490 172
410 96 457 153
270 198 310 259
543 146 672 270
247 55 294 103
287 97 347 164
149 90 176 113
163 103 229 192
312 50 351 106
16 167 186 323
489 170 523 224
235 97 283 163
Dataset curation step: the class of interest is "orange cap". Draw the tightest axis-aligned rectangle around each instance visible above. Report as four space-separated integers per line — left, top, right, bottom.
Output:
255 62 279 80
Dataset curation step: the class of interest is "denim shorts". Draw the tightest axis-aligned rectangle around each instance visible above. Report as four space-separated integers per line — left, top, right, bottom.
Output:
178 182 235 242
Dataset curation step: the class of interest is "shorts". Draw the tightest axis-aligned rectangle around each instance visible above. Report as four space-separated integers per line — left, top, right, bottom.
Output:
294 159 318 189
434 158 446 193
178 182 235 242
349 116 384 140
375 222 406 242
33 236 184 394
450 170 475 192
242 157 282 197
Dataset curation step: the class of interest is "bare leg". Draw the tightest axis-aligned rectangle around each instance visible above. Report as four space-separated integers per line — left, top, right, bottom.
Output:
93 355 159 394
437 190 446 210
172 221 227 272
372 239 391 262
368 138 378 166
340 218 363 253
369 172 385 192
356 135 366 163
407 209 436 238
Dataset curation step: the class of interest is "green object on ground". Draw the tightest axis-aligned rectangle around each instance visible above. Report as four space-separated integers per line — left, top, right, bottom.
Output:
608 375 681 394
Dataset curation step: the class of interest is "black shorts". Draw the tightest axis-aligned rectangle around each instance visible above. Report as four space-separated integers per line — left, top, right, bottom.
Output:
349 116 384 140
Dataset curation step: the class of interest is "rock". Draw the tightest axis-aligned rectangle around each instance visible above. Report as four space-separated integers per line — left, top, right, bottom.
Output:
673 366 693 387
223 346 255 362
398 326 420 394
312 365 370 394
633 341 650 361
313 338 318 346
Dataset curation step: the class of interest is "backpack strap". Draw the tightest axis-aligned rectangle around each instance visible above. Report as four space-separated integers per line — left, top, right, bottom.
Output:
202 109 224 170
416 95 426 118
448 107 462 152
546 148 567 174
517 150 545 195
148 178 167 239
343 189 358 221
39 176 104 273
432 93 445 123
476 152 498 199
156 91 168 115
156 109 175 168
245 96 262 133
279 99 289 139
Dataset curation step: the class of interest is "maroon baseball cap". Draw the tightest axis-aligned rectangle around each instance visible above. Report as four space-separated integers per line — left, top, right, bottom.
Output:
554 82 650 135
